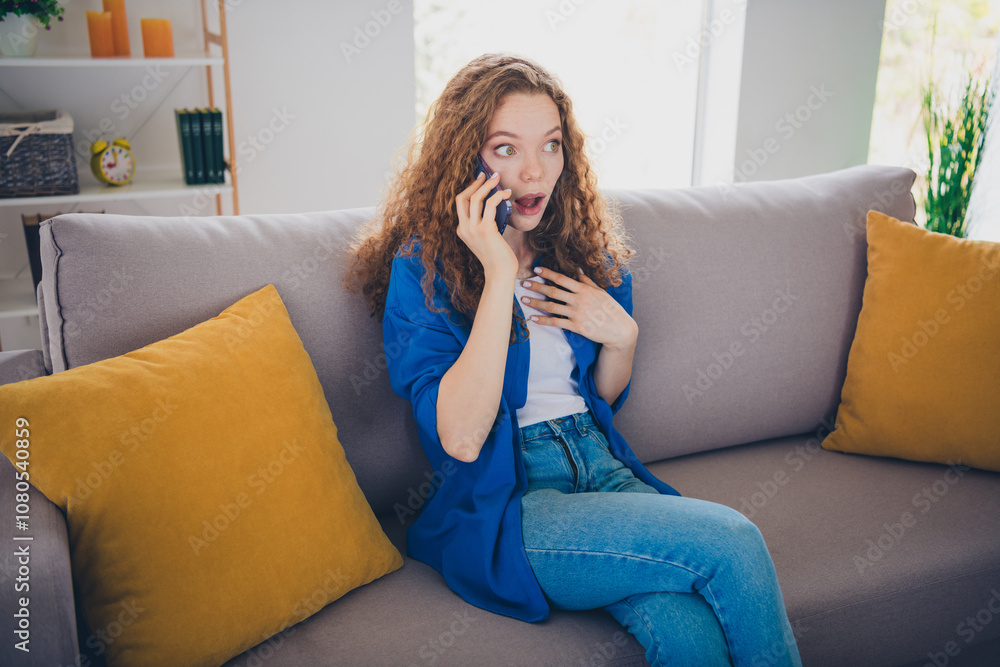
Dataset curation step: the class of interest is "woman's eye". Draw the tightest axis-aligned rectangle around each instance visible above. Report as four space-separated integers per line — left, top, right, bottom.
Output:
544 140 561 152
495 145 515 157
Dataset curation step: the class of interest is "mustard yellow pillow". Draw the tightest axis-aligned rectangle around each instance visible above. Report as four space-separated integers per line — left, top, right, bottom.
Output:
0 284 402 667
822 210 1000 471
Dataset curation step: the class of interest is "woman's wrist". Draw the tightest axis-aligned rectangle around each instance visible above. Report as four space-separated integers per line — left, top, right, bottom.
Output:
483 255 518 284
602 320 638 353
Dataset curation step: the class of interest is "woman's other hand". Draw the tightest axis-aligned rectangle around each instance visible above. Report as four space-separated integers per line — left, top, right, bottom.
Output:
520 266 638 405
518 266 638 350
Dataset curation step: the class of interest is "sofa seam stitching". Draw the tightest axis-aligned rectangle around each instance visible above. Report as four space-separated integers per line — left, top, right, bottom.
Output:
47 220 70 372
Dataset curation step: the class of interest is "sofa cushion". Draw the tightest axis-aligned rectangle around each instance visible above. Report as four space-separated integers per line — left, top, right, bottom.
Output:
220 515 650 667
822 210 1000 471
647 435 1000 666
611 164 917 461
0 284 402 667
215 439 1000 667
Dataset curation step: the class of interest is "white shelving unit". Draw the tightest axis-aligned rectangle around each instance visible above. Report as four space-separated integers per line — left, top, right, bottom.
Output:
0 0 238 349
0 170 233 208
0 52 224 68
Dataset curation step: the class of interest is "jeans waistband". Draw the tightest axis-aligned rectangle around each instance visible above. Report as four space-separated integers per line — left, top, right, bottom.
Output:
519 411 594 442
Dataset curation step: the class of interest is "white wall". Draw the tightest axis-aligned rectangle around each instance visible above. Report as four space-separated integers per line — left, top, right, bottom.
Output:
732 0 887 182
222 0 415 213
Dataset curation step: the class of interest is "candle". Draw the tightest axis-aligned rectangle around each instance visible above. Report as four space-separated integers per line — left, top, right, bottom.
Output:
141 18 174 58
102 0 130 57
86 11 115 59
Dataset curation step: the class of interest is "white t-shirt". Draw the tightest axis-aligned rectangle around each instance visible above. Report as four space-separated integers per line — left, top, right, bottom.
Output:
513 276 588 427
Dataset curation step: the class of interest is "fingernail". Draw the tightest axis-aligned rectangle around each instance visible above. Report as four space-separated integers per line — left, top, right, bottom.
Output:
490 172 500 180
522 280 532 288
533 267 542 274
521 296 530 303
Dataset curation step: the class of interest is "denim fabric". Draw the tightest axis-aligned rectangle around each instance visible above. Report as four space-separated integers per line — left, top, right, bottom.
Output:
519 412 802 667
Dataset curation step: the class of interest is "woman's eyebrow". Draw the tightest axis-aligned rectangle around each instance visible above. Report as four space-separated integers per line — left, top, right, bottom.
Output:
485 126 562 142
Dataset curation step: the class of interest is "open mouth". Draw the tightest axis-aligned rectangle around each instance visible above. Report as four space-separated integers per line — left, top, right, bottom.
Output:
514 194 546 216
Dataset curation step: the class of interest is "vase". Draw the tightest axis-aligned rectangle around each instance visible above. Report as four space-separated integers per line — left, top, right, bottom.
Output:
0 13 41 57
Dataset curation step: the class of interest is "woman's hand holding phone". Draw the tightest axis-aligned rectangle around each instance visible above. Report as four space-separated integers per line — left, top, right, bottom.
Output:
455 171 516 280
441 171 518 463
474 156 512 234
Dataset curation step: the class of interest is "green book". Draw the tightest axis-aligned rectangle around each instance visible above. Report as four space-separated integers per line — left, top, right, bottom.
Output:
174 109 195 185
211 108 225 183
189 108 205 184
198 108 216 184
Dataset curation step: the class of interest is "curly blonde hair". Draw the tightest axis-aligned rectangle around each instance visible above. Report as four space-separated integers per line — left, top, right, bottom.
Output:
344 53 632 328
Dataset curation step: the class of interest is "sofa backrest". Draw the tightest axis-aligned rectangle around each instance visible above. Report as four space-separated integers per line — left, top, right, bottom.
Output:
37 165 914 512
610 165 915 461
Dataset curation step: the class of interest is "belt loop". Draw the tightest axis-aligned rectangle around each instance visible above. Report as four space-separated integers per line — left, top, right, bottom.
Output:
545 417 563 438
572 412 587 435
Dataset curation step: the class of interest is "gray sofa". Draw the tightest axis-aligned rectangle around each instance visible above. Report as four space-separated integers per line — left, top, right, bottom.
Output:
2 164 999 666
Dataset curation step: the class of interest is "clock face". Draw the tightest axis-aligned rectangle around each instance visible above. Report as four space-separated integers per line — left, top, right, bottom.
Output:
99 146 135 184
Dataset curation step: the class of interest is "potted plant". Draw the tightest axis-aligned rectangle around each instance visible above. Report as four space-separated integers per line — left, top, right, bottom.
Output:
921 69 993 237
0 0 65 57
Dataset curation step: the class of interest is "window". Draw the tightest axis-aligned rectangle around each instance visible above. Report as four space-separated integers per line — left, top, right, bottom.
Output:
869 0 999 239
413 1 708 189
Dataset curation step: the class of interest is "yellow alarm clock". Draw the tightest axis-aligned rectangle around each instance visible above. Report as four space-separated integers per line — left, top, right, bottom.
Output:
90 138 136 186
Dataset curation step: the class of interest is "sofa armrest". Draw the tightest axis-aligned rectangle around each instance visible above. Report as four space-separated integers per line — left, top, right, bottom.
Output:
0 397 79 664
0 350 47 385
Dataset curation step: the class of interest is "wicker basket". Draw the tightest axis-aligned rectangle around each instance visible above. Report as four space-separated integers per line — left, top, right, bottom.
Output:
0 110 79 198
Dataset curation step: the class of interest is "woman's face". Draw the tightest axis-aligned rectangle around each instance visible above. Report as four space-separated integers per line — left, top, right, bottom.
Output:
479 92 565 233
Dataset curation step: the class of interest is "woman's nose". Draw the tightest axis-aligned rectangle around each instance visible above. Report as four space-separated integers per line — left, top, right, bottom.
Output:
521 154 543 182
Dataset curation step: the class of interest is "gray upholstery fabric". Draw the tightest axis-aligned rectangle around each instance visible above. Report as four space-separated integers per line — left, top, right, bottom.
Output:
221 515 649 667
646 436 1000 666
0 454 78 666
900 638 1000 667
0 354 75 666
611 165 916 460
0 349 47 384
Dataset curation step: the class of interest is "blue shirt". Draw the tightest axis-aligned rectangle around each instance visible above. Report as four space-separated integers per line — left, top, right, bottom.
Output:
383 249 680 622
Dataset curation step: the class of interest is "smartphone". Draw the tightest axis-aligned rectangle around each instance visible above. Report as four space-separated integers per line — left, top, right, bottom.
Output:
474 155 512 234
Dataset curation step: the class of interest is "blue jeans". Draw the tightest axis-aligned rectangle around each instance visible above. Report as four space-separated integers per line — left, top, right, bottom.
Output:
518 411 802 667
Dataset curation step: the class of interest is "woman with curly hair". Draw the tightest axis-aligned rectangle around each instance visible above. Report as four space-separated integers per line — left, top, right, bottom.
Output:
345 53 801 666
